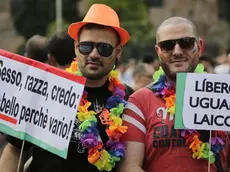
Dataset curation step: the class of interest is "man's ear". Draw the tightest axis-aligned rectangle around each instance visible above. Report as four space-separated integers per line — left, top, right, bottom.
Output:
74 41 79 57
198 37 204 56
155 45 160 55
115 45 123 61
48 54 57 67
155 45 162 61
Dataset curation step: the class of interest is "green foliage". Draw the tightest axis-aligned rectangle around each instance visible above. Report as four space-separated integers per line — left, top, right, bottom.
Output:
86 0 156 61
46 20 71 38
11 0 81 39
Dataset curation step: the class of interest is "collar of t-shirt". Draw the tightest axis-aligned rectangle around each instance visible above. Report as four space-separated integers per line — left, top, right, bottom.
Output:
84 80 112 144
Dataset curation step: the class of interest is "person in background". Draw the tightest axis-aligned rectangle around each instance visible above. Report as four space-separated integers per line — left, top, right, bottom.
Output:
23 30 77 172
24 35 48 63
132 63 155 91
214 49 230 74
141 54 160 71
116 62 126 83
199 54 216 73
47 30 76 70
122 58 137 87
0 34 48 169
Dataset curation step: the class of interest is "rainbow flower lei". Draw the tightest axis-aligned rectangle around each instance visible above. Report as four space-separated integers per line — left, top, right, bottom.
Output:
66 60 127 171
152 64 226 163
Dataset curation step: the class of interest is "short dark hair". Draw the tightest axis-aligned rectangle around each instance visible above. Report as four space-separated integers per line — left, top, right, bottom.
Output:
141 54 154 64
25 35 48 63
48 30 75 66
78 23 121 45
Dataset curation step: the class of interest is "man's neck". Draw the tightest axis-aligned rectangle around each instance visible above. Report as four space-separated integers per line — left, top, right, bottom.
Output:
165 75 176 88
86 76 108 88
57 64 71 70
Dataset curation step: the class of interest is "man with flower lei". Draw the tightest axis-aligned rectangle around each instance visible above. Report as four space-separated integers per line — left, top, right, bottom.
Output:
64 4 133 172
0 4 133 172
119 17 230 172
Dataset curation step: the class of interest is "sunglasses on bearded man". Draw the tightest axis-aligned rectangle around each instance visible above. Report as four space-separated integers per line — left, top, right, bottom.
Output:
77 41 116 58
157 37 197 53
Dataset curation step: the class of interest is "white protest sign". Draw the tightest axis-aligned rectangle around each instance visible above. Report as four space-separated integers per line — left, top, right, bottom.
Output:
0 49 86 158
181 73 230 131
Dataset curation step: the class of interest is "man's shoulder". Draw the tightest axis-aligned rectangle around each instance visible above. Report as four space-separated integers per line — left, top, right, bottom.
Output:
127 83 163 110
124 84 134 101
131 83 156 98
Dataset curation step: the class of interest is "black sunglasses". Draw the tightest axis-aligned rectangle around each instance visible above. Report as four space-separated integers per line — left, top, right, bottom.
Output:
157 37 197 53
78 41 115 58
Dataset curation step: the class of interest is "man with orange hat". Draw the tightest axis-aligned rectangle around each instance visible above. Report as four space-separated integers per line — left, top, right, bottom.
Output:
0 4 132 172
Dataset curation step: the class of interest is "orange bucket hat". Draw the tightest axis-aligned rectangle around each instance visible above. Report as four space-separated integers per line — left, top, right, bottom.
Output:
68 4 130 46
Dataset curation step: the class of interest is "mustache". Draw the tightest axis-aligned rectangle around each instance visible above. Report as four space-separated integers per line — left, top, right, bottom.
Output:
169 55 187 62
86 59 103 66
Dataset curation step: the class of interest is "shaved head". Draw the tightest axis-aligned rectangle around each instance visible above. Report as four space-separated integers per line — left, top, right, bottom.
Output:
154 16 203 82
156 17 197 43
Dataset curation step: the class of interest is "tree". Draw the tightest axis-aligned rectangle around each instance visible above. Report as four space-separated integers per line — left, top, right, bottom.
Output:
86 0 156 61
11 0 81 39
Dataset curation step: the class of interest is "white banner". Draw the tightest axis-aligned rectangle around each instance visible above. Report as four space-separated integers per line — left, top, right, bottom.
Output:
0 49 85 158
182 73 230 131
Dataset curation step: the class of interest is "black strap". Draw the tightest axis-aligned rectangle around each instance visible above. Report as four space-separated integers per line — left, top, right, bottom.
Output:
124 84 134 101
215 153 224 172
146 82 155 92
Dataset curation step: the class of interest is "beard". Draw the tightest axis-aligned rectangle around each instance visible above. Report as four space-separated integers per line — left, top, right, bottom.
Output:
78 59 114 80
161 58 199 81
81 68 112 80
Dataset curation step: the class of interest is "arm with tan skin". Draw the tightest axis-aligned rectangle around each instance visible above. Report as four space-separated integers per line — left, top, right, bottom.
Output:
118 141 145 172
0 143 25 172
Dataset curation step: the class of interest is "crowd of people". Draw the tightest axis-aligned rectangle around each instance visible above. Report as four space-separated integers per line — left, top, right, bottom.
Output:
0 3 230 172
117 50 230 91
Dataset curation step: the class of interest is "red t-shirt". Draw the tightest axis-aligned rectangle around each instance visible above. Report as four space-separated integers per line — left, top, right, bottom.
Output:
122 87 229 172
